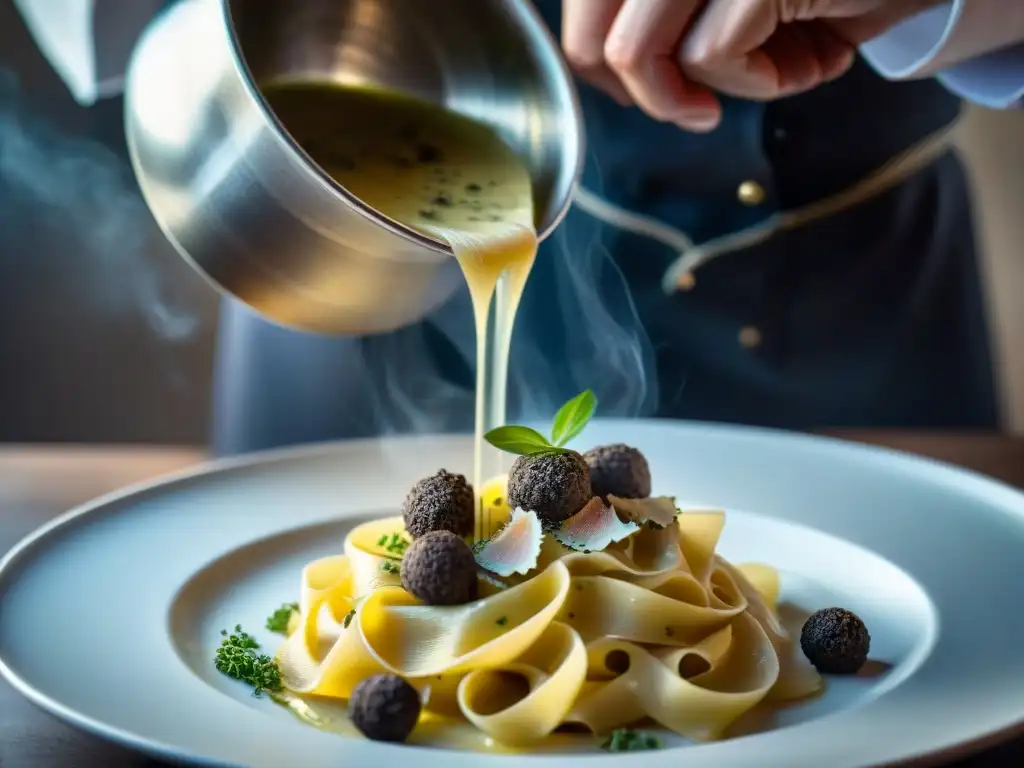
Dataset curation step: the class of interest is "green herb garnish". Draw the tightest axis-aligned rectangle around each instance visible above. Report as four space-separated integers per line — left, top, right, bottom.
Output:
496 616 508 626
377 534 388 546
384 531 409 556
484 390 597 457
382 561 400 574
214 625 282 696
343 609 356 629
601 728 661 752
265 602 299 634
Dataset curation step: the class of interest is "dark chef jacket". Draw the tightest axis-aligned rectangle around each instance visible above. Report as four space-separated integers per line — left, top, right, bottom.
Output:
209 3 1000 456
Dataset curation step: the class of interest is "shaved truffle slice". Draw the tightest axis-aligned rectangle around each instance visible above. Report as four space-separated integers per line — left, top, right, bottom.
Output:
554 497 639 553
473 508 544 577
609 495 678 528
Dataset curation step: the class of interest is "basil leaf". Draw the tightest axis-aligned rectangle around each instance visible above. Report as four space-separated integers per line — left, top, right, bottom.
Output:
484 425 553 455
549 389 597 447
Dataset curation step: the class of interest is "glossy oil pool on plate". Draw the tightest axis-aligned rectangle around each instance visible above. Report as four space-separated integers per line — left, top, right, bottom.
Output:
2 419 1024 768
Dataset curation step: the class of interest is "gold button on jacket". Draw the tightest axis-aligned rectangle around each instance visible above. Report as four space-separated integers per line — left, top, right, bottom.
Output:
737 181 766 206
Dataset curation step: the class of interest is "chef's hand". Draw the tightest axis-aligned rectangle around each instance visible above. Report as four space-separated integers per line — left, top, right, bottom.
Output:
561 0 944 131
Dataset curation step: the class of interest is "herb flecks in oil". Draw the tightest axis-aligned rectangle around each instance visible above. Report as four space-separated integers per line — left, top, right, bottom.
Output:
601 728 662 752
384 532 409 556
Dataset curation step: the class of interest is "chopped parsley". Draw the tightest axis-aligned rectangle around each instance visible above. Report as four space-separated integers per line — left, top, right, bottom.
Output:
601 728 661 752
343 609 356 629
496 616 508 627
378 531 409 556
214 625 282 696
382 561 400 574
265 602 299 633
385 532 409 555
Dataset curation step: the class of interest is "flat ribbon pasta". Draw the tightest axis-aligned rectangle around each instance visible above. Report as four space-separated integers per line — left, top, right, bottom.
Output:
566 612 778 741
278 561 572 702
276 508 822 747
458 621 587 746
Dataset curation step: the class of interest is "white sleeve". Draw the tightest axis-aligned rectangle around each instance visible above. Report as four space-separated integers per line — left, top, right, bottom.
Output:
14 0 165 106
859 0 1024 109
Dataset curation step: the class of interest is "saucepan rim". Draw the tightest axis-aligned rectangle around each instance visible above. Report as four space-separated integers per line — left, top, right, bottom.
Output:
217 0 585 254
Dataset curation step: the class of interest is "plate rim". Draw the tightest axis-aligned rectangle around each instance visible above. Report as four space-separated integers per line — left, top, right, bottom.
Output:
3 420 1024 768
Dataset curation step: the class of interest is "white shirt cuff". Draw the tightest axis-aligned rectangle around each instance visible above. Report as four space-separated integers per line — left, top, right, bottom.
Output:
935 45 1024 109
859 2 961 79
860 0 1024 109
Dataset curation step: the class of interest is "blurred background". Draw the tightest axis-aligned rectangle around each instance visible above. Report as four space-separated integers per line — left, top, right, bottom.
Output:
0 1 1021 446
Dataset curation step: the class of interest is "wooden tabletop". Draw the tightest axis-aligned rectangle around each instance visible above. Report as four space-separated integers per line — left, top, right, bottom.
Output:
1 433 1023 768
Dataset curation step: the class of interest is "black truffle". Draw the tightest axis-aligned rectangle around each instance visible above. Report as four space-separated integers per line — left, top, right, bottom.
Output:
800 607 871 674
583 444 652 500
506 451 591 527
402 469 474 539
348 673 422 742
400 530 478 605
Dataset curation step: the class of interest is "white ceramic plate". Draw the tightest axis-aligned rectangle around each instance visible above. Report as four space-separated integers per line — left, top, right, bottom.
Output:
2 420 1024 768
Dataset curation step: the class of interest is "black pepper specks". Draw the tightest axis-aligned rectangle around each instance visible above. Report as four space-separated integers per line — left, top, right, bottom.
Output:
348 674 421 742
400 530 478 605
402 469 474 539
800 607 871 674
507 451 591 527
583 444 651 500
416 144 442 163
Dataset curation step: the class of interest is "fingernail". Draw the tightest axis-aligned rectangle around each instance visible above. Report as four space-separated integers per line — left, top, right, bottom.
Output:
676 110 720 132
679 32 714 66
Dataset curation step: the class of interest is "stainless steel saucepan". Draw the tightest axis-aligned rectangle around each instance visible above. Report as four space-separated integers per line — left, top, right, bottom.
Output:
124 0 584 335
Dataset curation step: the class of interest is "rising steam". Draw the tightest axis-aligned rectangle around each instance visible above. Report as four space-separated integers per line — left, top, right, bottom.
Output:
0 70 206 347
349 193 659 436
0 66 653 446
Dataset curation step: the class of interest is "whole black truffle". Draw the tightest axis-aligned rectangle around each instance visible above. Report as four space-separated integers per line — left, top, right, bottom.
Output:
348 673 422 742
506 451 591 527
401 530 478 605
402 469 474 539
583 443 652 500
800 607 871 674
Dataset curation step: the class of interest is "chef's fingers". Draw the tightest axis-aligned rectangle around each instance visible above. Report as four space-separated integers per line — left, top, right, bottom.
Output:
680 0 855 100
561 0 634 106
604 0 722 131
